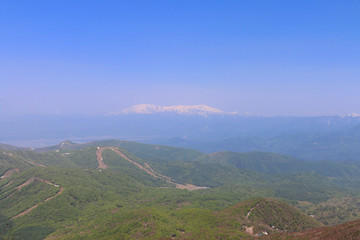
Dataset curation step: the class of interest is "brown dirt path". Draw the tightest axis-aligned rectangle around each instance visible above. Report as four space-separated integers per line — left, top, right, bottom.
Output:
2 152 46 167
0 168 20 179
15 177 59 190
96 147 109 169
9 179 63 220
97 147 209 191
24 160 47 167
246 203 259 219
11 204 39 219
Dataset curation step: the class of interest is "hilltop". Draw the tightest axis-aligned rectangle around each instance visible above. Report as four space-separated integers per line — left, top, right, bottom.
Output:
48 198 320 239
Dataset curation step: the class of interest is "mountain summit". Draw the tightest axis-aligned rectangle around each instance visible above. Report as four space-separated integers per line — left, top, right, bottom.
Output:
121 104 230 116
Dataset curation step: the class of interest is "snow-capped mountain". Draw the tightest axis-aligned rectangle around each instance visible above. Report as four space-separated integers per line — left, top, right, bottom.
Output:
346 113 360 118
121 104 230 116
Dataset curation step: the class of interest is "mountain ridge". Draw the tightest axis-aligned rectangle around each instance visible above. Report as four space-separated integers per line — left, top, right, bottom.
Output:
119 104 237 116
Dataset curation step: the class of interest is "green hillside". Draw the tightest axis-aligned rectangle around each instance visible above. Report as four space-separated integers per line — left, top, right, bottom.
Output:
33 140 360 185
196 151 360 185
305 197 360 226
169 125 360 162
197 151 307 173
48 198 321 240
268 219 360 240
0 151 30 174
222 198 321 235
35 139 203 163
1 140 360 239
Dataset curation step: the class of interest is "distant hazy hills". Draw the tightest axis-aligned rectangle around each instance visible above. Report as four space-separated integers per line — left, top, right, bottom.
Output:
156 124 360 161
23 139 360 186
2 109 360 162
0 143 31 151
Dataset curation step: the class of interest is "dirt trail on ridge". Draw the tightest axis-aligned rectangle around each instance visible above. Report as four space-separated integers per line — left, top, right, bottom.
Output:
6 178 64 220
2 152 47 167
246 203 259 219
96 147 109 169
0 168 20 179
96 147 209 191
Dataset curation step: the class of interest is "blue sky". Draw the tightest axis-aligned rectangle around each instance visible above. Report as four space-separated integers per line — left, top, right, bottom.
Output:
1 0 359 116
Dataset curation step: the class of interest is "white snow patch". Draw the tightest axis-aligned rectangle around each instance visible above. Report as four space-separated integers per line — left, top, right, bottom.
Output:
121 104 229 116
347 113 360 117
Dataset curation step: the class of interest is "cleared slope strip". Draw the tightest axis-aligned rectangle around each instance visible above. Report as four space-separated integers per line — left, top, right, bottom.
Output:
96 147 208 190
0 175 64 219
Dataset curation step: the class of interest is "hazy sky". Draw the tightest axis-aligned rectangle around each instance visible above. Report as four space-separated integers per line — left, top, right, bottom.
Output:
1 0 359 116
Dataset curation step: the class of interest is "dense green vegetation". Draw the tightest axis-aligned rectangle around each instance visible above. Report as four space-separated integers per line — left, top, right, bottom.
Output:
196 151 360 182
41 197 321 240
0 151 31 174
1 140 360 239
244 198 320 232
300 197 360 226
267 219 360 240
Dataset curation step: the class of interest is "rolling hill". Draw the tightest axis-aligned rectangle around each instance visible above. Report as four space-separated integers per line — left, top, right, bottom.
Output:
158 123 360 162
1 140 360 239
267 219 360 240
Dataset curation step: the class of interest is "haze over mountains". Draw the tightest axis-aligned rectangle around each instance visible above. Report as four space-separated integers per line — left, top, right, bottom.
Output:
2 109 360 239
2 105 360 162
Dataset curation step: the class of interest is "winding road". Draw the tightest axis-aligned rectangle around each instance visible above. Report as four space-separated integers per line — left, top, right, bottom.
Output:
96 147 209 191
1 145 209 219
9 178 63 220
11 186 64 219
1 169 64 219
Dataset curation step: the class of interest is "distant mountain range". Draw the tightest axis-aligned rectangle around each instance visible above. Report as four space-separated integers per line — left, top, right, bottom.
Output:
117 104 360 118
2 110 360 161
117 104 237 116
0 143 32 151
